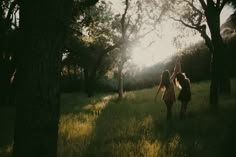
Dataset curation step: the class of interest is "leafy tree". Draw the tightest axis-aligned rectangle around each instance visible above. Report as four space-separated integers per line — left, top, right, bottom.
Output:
12 0 97 156
64 1 120 96
169 0 233 109
116 0 168 99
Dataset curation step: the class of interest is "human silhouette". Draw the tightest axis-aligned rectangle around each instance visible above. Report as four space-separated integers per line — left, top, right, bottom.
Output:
155 60 180 120
176 72 191 119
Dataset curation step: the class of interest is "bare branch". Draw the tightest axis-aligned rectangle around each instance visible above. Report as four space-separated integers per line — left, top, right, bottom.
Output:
170 16 199 31
199 25 213 53
128 13 141 36
216 0 221 8
6 0 17 22
133 28 155 41
121 0 129 38
182 0 204 27
183 0 202 15
219 0 229 11
198 0 207 10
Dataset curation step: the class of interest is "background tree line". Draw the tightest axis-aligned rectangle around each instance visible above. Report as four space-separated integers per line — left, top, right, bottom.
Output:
0 0 236 157
61 11 236 93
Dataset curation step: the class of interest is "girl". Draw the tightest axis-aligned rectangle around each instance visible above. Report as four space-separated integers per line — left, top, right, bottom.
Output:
155 61 180 120
176 72 191 119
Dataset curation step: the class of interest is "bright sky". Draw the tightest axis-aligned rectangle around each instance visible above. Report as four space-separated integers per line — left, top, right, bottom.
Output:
108 0 235 68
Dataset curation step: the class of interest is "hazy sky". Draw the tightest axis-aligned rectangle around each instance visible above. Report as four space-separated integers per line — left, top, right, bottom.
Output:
108 0 235 68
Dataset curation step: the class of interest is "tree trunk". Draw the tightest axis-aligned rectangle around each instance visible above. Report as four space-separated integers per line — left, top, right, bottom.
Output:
209 53 219 108
118 63 123 100
206 8 231 109
84 68 95 97
13 0 71 157
0 57 13 106
117 46 127 100
87 76 95 97
219 52 231 94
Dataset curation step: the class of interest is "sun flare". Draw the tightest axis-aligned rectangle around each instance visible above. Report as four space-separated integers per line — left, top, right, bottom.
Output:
108 0 235 68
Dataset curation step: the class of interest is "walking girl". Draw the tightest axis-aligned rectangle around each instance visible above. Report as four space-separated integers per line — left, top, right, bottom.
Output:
154 61 180 120
176 72 191 119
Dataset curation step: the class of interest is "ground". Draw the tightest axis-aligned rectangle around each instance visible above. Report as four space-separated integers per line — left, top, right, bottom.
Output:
1 80 236 157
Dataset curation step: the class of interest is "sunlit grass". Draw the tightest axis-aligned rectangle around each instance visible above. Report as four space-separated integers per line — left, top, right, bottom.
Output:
1 80 236 157
58 94 113 157
57 80 236 157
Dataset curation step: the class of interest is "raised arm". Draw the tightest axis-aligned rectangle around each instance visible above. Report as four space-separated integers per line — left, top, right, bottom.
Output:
170 58 182 81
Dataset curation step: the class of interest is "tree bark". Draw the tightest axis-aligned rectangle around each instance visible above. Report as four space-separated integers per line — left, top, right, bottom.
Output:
13 0 71 157
117 47 127 100
209 53 219 108
84 68 95 97
118 63 124 100
205 7 231 109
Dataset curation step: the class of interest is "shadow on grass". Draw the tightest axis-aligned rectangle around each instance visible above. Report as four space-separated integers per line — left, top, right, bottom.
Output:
1 81 236 157
152 101 236 157
79 92 236 157
58 94 114 157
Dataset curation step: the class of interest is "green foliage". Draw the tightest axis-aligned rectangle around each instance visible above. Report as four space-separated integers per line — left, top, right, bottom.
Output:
62 32 236 93
63 1 120 83
1 80 236 157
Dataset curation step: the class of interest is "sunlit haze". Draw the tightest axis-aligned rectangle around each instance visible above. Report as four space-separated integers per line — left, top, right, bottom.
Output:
108 0 235 68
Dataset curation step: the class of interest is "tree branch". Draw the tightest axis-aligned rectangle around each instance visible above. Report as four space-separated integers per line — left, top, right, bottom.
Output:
128 13 141 37
219 0 229 11
6 0 18 22
121 0 129 39
207 0 215 7
92 41 122 77
216 0 221 8
128 4 166 43
198 0 207 10
170 16 199 31
200 26 213 53
183 0 203 15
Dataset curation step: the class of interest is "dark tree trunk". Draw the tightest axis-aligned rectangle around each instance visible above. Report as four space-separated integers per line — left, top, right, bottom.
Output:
84 68 89 94
210 53 219 108
84 43 121 97
118 63 124 100
199 25 213 54
13 0 71 157
219 51 231 94
206 7 231 109
0 56 15 106
117 47 127 100
87 76 95 97
84 68 95 97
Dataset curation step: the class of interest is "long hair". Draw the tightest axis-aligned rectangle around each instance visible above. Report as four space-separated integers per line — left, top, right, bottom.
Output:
176 72 189 88
160 70 171 89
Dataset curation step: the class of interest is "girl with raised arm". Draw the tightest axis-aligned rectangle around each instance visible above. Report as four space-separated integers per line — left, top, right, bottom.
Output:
154 59 181 120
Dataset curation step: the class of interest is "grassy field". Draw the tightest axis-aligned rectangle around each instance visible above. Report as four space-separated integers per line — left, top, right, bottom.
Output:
1 80 236 157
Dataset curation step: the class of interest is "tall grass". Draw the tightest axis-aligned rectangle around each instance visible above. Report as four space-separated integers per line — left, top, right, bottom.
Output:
58 80 236 157
1 80 236 157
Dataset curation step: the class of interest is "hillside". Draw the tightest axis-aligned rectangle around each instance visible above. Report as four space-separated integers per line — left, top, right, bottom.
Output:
1 80 236 157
